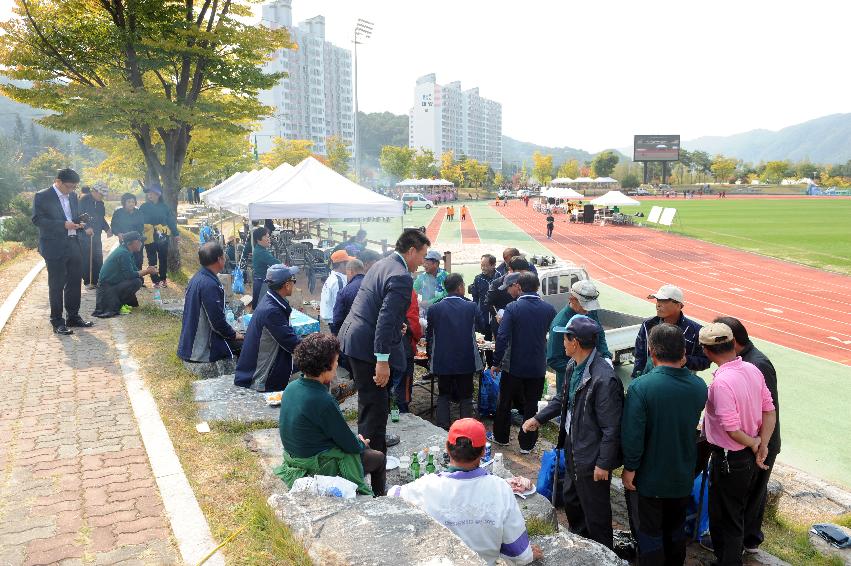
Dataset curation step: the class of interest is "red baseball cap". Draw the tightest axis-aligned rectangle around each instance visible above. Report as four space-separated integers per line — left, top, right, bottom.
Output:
447 418 487 448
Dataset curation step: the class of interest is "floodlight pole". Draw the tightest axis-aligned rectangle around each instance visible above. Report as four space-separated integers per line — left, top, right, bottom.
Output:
353 18 374 183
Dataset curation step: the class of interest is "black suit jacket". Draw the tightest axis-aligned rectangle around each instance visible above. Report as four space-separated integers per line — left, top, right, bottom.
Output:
32 186 82 260
339 253 413 371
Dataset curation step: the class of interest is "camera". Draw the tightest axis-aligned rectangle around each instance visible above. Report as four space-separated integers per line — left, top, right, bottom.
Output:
73 212 91 226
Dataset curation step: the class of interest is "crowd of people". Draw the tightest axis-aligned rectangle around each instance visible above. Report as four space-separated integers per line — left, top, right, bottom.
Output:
32 168 781 566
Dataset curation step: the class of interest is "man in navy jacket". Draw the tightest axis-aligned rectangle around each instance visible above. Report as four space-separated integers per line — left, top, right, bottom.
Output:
31 168 93 334
178 242 243 365
330 259 365 336
235 264 301 392
426 273 483 429
491 272 557 452
338 229 430 453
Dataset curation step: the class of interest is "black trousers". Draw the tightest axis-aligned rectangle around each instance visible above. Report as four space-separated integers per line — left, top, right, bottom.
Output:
563 457 614 549
743 451 777 549
251 276 267 310
709 448 759 566
632 493 689 566
132 249 144 271
493 372 544 450
547 225 554 238
349 356 389 454
80 234 104 285
45 237 83 326
94 277 142 315
361 448 387 496
436 373 474 429
144 239 169 283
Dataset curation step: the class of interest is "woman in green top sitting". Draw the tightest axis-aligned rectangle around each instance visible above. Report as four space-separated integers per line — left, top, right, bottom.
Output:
277 333 386 495
251 226 279 309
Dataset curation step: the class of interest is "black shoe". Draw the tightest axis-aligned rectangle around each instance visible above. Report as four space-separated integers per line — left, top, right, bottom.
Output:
93 311 118 318
53 324 74 335
385 434 400 447
67 317 94 328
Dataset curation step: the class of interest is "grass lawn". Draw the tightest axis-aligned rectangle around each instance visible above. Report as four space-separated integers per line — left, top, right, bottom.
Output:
633 198 851 274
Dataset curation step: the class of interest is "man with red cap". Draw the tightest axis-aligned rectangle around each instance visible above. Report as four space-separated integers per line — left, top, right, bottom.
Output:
389 418 541 565
320 249 353 329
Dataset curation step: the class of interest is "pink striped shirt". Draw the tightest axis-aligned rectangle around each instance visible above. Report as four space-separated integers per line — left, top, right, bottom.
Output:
704 357 775 451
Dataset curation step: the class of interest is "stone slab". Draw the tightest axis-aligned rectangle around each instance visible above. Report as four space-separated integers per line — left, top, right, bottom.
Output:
192 376 279 423
520 530 624 565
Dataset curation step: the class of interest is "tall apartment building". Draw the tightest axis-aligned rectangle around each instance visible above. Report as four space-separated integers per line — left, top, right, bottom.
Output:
256 0 354 156
409 74 502 172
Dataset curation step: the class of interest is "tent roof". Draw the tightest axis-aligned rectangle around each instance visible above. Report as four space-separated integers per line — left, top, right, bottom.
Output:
573 176 595 183
550 177 574 184
594 177 618 183
200 170 248 202
202 168 272 208
541 186 584 199
218 163 295 214
590 190 641 206
247 157 404 220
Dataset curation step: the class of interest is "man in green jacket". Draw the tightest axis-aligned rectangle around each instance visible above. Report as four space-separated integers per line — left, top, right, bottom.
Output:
251 226 279 309
547 280 611 395
92 232 157 318
621 323 707 566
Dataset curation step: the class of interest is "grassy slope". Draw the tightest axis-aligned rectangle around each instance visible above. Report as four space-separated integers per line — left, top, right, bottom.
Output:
633 198 851 274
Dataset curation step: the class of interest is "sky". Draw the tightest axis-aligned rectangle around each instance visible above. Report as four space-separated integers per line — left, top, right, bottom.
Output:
3 0 851 152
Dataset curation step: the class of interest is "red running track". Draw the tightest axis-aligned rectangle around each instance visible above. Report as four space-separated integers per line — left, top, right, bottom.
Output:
460 206 480 244
425 207 446 243
494 200 851 365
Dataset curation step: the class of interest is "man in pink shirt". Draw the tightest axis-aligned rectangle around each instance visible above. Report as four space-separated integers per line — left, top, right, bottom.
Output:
700 322 776 566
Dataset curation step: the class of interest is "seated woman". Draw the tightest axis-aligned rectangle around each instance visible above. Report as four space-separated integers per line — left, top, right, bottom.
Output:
275 333 386 496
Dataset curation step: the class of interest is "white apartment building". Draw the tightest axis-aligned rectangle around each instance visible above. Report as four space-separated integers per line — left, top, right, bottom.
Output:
256 0 354 156
409 74 502 172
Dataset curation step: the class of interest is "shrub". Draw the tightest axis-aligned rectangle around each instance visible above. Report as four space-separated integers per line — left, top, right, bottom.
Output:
2 194 39 249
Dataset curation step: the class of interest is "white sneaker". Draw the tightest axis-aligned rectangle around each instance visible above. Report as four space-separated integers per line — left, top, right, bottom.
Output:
519 448 532 455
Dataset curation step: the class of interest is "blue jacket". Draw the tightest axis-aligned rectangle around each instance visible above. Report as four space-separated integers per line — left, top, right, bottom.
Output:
338 254 412 372
331 273 364 335
235 291 301 392
493 293 557 378
177 268 237 363
631 312 709 377
426 296 483 375
470 271 498 333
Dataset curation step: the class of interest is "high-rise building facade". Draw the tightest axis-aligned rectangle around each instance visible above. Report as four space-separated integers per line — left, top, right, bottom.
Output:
256 0 354 156
409 74 502 172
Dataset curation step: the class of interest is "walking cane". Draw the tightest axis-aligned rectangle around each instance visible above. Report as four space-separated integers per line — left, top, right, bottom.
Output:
89 232 94 286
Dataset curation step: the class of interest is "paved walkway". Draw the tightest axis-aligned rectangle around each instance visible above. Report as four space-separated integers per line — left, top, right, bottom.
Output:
0 271 177 565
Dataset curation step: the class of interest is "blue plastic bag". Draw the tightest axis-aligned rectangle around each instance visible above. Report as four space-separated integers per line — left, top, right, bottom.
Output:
685 468 710 539
536 448 565 505
478 368 500 417
232 266 245 294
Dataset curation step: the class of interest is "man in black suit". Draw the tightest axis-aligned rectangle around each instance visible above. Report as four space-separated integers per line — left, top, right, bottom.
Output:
338 229 430 454
31 168 94 335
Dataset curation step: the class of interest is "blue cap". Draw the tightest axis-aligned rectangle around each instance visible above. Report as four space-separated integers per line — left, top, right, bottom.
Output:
424 250 442 262
265 264 300 285
499 272 522 290
552 314 601 342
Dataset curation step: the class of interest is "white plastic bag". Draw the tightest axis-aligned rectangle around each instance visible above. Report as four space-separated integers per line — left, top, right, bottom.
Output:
314 475 358 499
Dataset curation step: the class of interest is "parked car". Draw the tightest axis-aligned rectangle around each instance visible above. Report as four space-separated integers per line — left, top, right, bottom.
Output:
400 193 435 209
516 189 531 198
627 187 652 196
497 189 512 199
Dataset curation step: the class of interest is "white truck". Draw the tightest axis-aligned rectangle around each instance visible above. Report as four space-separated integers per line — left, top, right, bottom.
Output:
534 260 644 364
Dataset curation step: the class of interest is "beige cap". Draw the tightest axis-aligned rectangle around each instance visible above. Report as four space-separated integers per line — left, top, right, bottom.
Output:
648 284 684 304
699 322 734 345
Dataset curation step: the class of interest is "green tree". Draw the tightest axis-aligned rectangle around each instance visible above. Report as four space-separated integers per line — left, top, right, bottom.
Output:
0 139 23 213
710 155 738 182
411 149 437 179
461 158 487 188
557 159 580 179
0 0 292 214
493 172 505 188
531 151 553 185
261 139 315 169
690 150 713 180
621 173 640 189
591 150 619 177
2 194 39 247
439 151 463 186
379 145 414 182
761 160 791 183
325 135 351 176
25 147 72 189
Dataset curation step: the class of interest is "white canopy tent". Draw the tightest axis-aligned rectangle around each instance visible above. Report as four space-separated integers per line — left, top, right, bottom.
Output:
593 177 618 184
550 177 575 186
573 176 595 183
248 157 404 220
202 168 272 208
200 170 248 203
541 186 584 199
590 190 641 207
217 163 296 215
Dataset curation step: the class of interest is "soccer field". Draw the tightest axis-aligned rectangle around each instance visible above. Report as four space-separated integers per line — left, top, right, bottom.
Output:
635 198 851 275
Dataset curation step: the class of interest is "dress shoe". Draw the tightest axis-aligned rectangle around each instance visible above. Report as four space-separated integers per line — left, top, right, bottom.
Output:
53 324 74 335
385 433 400 447
92 311 118 318
66 317 94 328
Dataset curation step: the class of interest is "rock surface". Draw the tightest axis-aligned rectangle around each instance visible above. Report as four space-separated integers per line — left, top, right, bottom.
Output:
511 530 624 565
192 375 279 423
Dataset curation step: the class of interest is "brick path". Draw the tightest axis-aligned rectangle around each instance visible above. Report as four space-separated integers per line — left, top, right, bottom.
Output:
0 271 177 565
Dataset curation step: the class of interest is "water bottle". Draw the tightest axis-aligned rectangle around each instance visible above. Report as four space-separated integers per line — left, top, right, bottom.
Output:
493 453 505 476
399 456 411 482
152 289 162 305
484 441 492 463
225 308 235 326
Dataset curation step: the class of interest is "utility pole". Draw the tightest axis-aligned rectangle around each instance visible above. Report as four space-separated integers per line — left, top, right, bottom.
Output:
353 18 373 183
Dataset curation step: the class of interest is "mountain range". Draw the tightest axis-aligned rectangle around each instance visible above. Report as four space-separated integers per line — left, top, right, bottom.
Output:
682 113 851 164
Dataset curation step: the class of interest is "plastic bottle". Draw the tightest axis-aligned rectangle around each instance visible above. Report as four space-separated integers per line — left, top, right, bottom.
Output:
484 441 492 463
225 307 235 326
425 454 436 475
399 456 411 482
493 453 505 476
152 289 162 305
410 454 420 480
